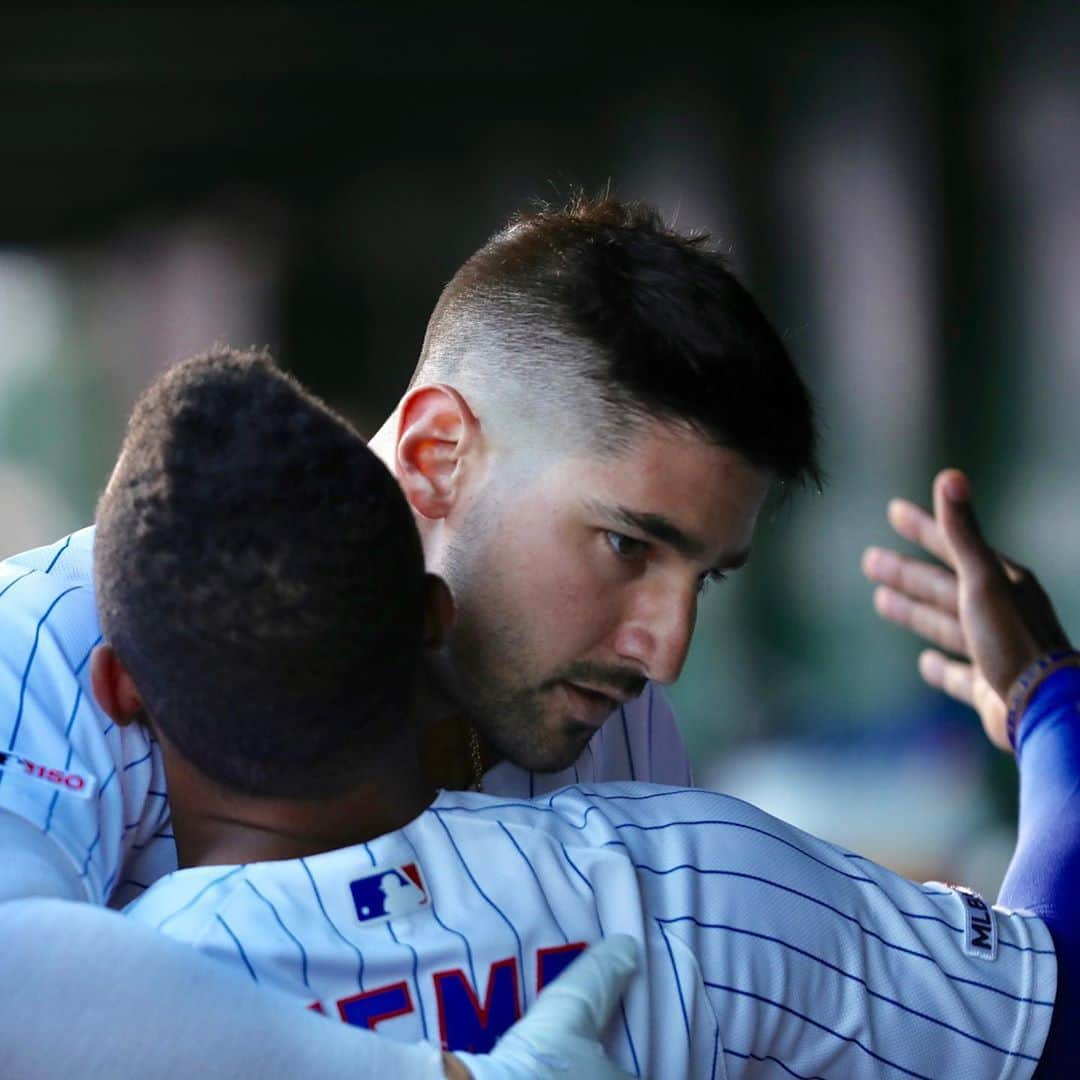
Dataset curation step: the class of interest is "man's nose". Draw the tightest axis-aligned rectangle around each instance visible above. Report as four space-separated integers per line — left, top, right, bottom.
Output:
611 583 696 685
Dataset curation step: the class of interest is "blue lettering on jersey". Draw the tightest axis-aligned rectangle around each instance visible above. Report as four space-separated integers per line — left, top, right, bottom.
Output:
434 957 522 1053
331 945 586 1045
349 862 428 924
537 941 587 991
337 981 414 1030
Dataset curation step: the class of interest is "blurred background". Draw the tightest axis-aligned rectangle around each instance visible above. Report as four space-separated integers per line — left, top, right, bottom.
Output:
1 3 1077 894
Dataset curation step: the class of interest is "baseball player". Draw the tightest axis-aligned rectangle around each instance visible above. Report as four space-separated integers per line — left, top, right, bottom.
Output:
0 197 824 1080
92 353 1068 1076
0 194 819 1078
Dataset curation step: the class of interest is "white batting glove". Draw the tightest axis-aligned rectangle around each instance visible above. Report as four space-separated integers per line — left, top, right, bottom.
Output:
452 934 639 1080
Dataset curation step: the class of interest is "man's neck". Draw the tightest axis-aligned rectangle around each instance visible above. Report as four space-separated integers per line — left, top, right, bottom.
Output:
162 743 437 870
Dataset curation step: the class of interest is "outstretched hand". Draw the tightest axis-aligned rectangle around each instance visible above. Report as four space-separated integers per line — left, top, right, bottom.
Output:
862 469 1071 751
449 934 640 1080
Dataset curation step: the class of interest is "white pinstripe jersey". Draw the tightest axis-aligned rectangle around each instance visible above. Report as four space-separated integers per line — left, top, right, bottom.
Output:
125 783 1056 1079
0 529 691 908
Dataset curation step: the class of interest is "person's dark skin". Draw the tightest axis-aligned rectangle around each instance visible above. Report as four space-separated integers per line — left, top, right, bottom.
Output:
88 573 488 1079
89 642 435 868
862 468 1071 749
87 575 464 869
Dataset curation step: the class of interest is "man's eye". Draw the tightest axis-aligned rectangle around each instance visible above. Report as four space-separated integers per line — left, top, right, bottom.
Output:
606 531 648 560
697 570 729 596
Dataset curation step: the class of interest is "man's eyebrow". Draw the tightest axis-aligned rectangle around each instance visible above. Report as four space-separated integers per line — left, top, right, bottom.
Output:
597 503 752 570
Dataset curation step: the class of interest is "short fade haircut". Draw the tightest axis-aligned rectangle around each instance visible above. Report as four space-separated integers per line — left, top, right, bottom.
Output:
414 194 820 489
94 347 426 799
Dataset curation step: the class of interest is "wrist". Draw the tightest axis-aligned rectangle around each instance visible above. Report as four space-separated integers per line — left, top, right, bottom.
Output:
1006 649 1080 752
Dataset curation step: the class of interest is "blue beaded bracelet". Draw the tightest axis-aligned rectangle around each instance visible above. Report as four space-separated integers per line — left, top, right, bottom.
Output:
1005 648 1080 751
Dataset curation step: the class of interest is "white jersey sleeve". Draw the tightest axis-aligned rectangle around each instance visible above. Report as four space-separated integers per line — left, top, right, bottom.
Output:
128 783 1055 1079
0 528 175 906
483 681 692 798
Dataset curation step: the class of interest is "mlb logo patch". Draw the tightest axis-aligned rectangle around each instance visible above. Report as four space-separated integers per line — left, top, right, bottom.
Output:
350 862 429 924
950 884 998 961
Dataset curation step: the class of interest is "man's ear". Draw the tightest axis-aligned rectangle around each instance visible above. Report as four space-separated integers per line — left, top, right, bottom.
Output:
90 645 145 728
422 573 455 649
395 385 482 520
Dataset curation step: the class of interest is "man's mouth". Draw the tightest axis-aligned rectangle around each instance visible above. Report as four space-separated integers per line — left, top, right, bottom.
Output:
558 681 621 729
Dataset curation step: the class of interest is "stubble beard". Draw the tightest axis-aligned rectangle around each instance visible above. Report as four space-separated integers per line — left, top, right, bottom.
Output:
449 617 591 774
438 489 596 774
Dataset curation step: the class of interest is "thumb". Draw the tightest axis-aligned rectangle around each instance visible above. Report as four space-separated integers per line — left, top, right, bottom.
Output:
530 935 639 1038
933 470 998 574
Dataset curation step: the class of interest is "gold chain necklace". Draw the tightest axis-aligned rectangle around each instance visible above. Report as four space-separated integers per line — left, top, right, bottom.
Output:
467 724 484 792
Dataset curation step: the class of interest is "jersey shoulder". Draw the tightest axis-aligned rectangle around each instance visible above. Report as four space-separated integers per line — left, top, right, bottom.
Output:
0 526 171 906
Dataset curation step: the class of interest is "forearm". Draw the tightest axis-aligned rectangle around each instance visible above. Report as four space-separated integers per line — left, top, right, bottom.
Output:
998 667 1080 1075
0 898 446 1079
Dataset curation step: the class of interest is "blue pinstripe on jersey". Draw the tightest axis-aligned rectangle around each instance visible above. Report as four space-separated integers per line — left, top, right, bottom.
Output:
157 866 246 932
123 750 153 772
612 814 1051 959
431 810 527 1006
638 860 1053 1007
401 828 477 988
244 879 310 988
558 841 642 1077
437 783 1055 1008
300 857 366 991
655 920 691 1038
43 635 101 835
386 922 428 1038
707 979 972 1079
217 914 259 981
645 685 654 764
0 567 35 601
620 706 637 780
723 1047 829 1080
4 585 83 755
497 822 570 944
660 914 1044 1053
615 816 877 883
44 535 72 574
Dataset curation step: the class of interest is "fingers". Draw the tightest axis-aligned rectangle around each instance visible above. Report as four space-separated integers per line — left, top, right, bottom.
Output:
862 547 958 613
932 470 1004 581
873 586 969 655
917 649 977 706
532 935 639 1037
887 498 953 566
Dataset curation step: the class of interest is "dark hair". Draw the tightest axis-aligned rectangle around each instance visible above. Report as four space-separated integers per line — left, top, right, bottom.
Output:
94 347 426 798
414 194 820 489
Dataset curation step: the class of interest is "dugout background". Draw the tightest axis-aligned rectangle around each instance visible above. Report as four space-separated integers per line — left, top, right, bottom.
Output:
1 2 1077 895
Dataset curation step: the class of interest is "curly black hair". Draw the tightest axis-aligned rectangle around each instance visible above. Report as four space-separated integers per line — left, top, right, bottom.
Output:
94 346 426 798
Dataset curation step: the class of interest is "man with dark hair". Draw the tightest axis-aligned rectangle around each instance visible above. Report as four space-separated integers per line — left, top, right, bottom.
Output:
370 195 818 784
93 349 429 805
0 197 819 1075
89 351 1067 1076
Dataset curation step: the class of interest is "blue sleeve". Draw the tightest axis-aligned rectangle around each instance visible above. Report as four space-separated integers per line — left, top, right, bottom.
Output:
998 666 1080 1075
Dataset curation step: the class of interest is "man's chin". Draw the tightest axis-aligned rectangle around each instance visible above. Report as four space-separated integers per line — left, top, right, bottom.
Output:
517 720 597 774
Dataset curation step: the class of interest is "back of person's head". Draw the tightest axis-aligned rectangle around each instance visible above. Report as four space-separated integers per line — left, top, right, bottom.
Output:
94 346 426 799
413 193 820 489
